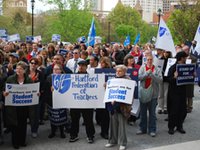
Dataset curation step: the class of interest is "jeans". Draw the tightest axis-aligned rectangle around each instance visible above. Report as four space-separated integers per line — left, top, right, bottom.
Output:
139 98 157 133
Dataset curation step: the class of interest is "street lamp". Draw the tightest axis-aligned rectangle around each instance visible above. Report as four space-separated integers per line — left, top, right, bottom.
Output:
31 0 35 37
157 8 162 27
108 21 111 43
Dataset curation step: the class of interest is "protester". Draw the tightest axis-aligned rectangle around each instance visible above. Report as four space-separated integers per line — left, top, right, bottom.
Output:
137 55 162 137
69 60 95 143
105 65 132 150
3 61 33 149
45 64 67 139
28 58 45 138
167 51 189 135
66 49 84 73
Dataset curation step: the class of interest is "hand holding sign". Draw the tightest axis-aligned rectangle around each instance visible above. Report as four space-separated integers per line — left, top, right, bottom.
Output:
174 71 178 78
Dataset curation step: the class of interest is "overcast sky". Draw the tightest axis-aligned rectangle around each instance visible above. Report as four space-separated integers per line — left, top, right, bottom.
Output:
27 0 118 13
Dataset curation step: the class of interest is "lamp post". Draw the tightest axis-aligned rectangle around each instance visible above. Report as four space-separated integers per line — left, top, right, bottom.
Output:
157 8 162 27
108 21 111 43
31 0 35 37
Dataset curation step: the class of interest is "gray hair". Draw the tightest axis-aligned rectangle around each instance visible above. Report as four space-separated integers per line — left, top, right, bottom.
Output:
115 65 127 73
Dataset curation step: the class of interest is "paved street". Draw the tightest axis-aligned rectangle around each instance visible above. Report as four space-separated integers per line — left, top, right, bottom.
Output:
1 85 200 150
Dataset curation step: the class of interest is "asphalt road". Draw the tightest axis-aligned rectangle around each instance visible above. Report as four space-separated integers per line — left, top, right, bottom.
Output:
1 85 200 150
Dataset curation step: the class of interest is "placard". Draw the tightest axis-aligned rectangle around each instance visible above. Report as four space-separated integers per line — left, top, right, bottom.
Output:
5 83 40 106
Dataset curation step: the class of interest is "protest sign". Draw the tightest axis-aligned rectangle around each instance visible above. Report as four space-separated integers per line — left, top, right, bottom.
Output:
52 74 105 109
5 83 40 106
131 99 140 117
33 36 42 43
104 78 136 104
8 34 20 42
176 64 195 85
153 56 164 72
52 34 61 42
95 68 139 98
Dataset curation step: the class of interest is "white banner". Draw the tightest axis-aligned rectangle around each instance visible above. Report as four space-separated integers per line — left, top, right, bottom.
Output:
104 78 136 104
52 74 105 108
164 58 176 76
5 83 40 106
155 18 176 57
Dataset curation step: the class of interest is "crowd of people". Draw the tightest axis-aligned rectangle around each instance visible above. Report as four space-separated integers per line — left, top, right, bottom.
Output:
0 39 199 150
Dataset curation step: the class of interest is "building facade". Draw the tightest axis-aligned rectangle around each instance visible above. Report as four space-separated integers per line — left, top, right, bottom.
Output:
121 0 163 23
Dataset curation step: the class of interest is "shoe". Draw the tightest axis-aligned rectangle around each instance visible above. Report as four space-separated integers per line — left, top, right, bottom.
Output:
150 132 156 137
177 128 186 134
87 137 94 143
4 128 11 134
187 109 192 113
105 143 115 148
136 130 146 135
13 145 19 149
20 143 27 147
39 121 45 125
32 132 38 138
128 121 135 126
100 133 108 139
69 136 79 142
168 129 174 135
158 110 163 114
48 133 55 138
60 133 66 138
119 145 126 150
163 110 168 114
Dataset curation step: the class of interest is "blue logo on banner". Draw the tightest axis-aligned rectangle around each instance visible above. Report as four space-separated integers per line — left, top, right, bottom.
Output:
159 27 167 37
52 74 71 94
7 85 12 89
198 27 200 34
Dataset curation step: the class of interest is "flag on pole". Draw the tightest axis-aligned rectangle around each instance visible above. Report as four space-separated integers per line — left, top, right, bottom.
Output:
87 17 96 46
124 35 130 46
134 33 140 45
194 22 200 54
155 18 176 57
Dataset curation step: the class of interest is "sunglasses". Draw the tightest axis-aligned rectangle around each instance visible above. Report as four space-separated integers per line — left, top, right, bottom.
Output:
30 62 37 65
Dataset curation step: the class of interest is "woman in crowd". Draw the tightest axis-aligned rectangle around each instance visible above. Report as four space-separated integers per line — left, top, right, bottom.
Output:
3 61 33 149
45 64 67 139
28 58 45 138
137 55 162 137
105 65 132 150
95 57 112 140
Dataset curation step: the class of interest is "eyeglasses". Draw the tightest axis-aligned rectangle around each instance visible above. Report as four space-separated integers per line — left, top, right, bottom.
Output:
30 62 37 65
53 68 61 70
73 52 79 54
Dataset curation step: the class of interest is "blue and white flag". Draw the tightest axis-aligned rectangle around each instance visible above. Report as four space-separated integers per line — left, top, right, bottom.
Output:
194 22 200 54
124 35 130 46
87 17 96 46
8 34 20 42
52 34 61 42
134 33 140 45
155 18 176 56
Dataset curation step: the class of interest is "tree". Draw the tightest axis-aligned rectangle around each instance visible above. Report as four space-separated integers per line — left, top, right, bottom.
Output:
167 0 200 44
106 2 157 44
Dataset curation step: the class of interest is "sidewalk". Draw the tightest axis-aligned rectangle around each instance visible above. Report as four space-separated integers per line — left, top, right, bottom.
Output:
145 140 200 150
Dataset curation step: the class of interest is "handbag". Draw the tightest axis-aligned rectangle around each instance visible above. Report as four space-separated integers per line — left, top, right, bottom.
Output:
139 84 153 103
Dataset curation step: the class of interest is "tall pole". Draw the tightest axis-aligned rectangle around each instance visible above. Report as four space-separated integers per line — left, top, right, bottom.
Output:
157 8 162 27
31 0 35 37
108 21 110 43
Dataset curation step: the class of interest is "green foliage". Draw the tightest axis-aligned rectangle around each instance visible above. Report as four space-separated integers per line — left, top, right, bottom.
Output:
167 0 200 44
106 2 157 44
